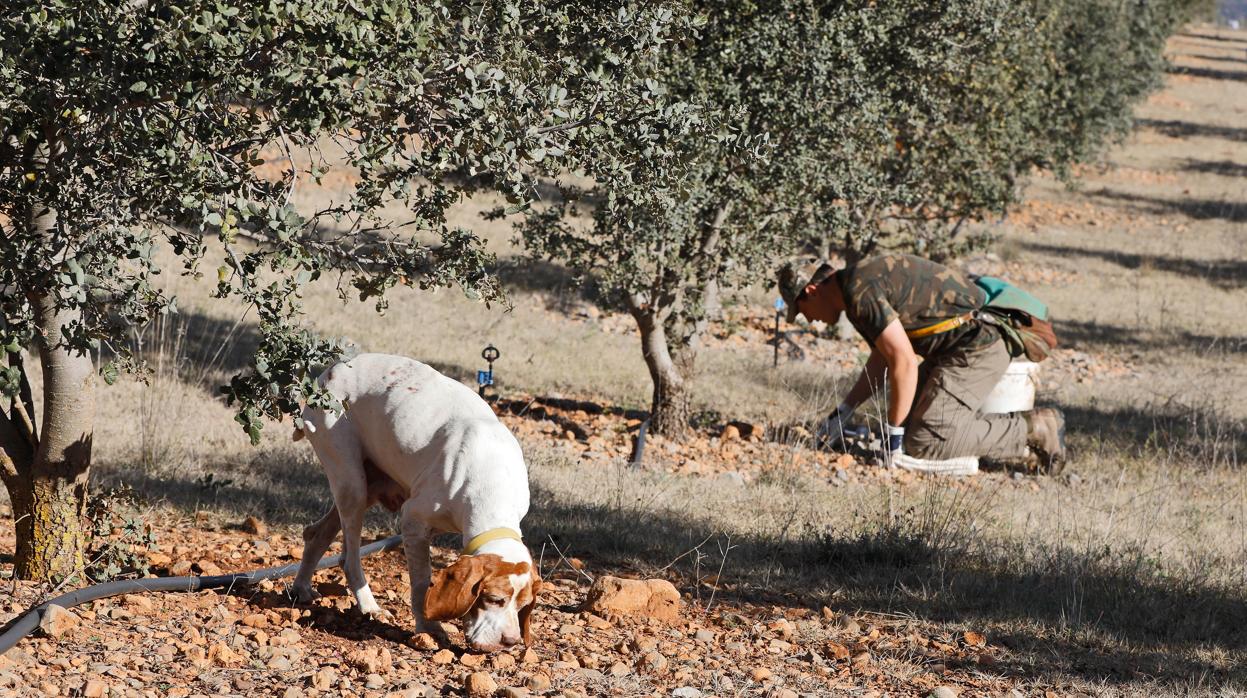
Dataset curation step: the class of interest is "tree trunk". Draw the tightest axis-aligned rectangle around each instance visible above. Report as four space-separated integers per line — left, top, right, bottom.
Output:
4 197 96 582
633 309 694 441
12 292 95 582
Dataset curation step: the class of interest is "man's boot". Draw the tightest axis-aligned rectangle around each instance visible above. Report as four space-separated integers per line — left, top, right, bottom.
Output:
1024 407 1067 475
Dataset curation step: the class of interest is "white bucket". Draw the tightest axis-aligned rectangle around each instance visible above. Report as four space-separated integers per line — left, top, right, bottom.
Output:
981 360 1039 414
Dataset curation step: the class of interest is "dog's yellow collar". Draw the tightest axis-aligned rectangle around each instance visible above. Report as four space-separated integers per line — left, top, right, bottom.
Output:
461 527 523 556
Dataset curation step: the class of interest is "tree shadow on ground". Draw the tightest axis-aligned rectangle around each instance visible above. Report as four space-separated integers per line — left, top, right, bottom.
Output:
1059 400 1244 469
1021 241 1247 290
1168 64 1247 81
493 256 604 312
1056 318 1247 356
1186 53 1247 65
524 480 1247 689
1136 117 1247 142
1084 187 1246 224
1176 31 1247 45
101 308 262 380
1181 158 1247 177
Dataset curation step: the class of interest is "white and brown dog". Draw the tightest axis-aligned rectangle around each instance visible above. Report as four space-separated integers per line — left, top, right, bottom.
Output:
290 353 540 651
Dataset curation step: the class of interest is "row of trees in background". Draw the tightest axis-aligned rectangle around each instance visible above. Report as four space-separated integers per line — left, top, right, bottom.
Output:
0 0 1205 581
516 0 1206 437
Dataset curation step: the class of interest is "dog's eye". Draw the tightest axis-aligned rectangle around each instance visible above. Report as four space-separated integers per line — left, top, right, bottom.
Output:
483 594 507 606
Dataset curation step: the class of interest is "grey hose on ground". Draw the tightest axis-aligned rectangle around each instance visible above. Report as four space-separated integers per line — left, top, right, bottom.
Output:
0 534 404 656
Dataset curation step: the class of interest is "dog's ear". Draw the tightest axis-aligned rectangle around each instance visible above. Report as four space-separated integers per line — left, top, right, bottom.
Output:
519 565 542 645
424 555 496 621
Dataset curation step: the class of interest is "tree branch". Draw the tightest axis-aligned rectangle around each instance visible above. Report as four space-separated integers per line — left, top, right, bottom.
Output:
0 408 32 486
9 352 37 451
536 95 603 135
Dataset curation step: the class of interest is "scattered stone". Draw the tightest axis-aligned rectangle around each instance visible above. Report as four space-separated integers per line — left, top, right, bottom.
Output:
366 674 386 689
583 576 681 622
609 661 630 677
465 672 498 697
38 605 78 639
693 629 715 643
962 631 986 647
122 595 154 614
83 680 107 698
431 649 455 665
930 687 958 698
493 653 516 669
721 425 741 441
584 613 612 630
242 613 268 628
639 651 668 673
460 653 486 668
750 667 772 682
349 646 391 673
525 674 552 692
146 552 172 567
241 515 268 536
716 471 746 487
824 642 850 660
195 560 222 576
501 688 529 698
311 667 338 690
521 648 539 665
673 688 702 698
410 633 439 651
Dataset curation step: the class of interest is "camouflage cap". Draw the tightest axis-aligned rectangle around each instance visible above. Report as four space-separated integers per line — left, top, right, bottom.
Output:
777 261 837 323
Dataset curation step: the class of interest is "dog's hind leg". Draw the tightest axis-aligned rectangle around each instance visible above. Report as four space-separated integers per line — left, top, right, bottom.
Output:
334 484 384 618
291 505 340 603
308 423 385 618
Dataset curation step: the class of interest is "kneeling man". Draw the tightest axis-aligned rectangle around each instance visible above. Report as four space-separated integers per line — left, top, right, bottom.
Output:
780 254 1065 472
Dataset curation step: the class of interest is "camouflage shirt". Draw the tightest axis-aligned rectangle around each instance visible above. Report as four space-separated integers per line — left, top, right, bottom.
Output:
835 254 995 357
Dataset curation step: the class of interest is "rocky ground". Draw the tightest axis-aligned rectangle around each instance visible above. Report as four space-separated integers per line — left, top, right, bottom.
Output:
0 513 1023 698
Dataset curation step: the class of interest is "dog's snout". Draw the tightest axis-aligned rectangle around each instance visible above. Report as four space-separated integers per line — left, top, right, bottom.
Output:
500 633 521 648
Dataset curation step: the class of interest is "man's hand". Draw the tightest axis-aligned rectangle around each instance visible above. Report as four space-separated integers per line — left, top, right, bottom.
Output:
815 403 855 450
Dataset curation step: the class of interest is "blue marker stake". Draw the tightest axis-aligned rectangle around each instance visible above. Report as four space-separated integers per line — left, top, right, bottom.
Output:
773 298 785 368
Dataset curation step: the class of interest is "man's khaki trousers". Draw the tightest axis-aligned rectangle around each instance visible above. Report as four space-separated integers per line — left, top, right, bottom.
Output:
905 337 1029 460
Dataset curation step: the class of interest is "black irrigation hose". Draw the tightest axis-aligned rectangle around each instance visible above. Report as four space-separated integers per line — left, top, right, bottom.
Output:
0 534 403 656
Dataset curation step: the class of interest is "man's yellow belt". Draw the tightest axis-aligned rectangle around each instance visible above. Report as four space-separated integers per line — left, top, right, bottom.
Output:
905 311 978 339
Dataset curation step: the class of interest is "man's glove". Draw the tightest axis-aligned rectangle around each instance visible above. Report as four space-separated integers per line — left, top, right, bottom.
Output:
815 403 855 450
883 424 905 468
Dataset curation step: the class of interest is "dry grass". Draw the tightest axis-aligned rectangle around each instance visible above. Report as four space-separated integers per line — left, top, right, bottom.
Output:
2 26 1246 697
